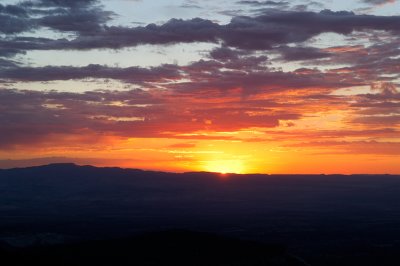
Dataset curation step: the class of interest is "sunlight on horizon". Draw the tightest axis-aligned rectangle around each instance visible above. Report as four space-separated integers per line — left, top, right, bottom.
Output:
203 160 246 174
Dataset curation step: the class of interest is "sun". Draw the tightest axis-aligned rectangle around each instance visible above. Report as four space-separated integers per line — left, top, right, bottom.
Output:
203 160 245 174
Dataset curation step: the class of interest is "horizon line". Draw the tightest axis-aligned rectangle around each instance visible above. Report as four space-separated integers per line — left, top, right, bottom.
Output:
0 162 398 176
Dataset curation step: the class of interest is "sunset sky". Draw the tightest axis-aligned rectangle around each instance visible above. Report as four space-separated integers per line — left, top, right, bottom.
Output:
0 0 400 173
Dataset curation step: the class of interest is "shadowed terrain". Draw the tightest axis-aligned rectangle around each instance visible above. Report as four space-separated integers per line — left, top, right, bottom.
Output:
0 230 307 266
1 163 400 265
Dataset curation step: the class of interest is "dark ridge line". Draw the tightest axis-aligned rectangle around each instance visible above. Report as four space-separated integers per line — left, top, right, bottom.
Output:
0 163 398 177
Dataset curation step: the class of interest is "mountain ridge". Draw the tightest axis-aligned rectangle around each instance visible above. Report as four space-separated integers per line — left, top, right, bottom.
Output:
1 163 398 176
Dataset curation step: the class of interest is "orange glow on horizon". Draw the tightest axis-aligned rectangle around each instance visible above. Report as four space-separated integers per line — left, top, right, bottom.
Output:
1 132 400 174
203 159 246 174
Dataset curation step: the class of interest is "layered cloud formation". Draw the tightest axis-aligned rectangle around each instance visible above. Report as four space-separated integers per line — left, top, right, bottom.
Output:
0 0 399 173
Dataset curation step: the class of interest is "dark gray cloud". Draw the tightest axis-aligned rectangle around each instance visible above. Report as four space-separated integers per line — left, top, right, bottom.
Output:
0 0 111 35
0 4 28 17
0 16 32 34
209 47 242 61
2 9 400 57
0 64 180 83
38 7 113 33
277 46 331 61
361 0 396 6
236 1 289 6
222 9 400 49
65 10 400 51
26 0 100 8
0 3 33 34
0 53 365 94
0 58 19 68
175 62 363 95
179 3 202 9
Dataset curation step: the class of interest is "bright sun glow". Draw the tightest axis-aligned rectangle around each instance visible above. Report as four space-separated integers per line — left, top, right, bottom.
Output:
203 160 245 174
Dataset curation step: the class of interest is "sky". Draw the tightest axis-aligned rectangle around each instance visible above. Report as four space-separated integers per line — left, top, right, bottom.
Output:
0 0 400 174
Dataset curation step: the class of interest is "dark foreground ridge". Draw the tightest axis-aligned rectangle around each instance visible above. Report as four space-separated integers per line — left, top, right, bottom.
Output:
1 163 400 265
0 230 306 266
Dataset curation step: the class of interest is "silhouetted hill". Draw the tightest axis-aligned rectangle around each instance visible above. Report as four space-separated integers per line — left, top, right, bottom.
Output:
2 164 400 265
